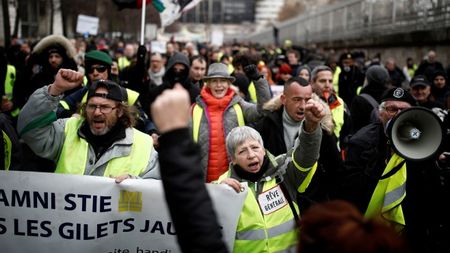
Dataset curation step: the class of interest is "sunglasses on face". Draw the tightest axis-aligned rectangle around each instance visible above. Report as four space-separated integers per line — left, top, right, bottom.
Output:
88 65 107 74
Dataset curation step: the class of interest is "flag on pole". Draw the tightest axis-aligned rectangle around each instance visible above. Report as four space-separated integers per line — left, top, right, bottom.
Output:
112 0 152 10
112 0 202 27
157 0 201 27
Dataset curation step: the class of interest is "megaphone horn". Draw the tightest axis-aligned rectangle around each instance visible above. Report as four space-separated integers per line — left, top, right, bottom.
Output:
387 107 444 161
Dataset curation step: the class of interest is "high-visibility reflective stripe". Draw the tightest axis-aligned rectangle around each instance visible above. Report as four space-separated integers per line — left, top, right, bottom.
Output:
59 100 70 110
235 228 266 240
384 182 406 208
236 218 296 241
276 245 297 253
291 151 309 172
267 218 297 238
297 163 317 193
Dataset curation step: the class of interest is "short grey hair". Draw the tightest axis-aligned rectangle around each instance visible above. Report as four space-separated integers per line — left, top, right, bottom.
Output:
311 65 333 82
226 126 264 159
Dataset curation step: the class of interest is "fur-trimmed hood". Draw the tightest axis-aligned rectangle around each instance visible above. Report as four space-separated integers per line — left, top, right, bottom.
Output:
263 93 335 135
32 34 77 60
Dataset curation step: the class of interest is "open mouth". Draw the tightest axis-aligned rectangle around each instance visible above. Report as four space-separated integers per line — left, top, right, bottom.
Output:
247 162 260 172
296 111 305 119
93 120 105 129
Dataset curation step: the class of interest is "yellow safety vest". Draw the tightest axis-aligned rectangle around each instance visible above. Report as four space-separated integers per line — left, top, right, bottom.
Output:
4 65 15 99
118 57 130 71
331 96 345 139
333 66 341 94
407 65 418 79
4 65 20 117
217 152 317 252
248 81 257 103
2 130 11 171
55 117 152 176
365 153 406 232
192 103 245 143
191 103 245 143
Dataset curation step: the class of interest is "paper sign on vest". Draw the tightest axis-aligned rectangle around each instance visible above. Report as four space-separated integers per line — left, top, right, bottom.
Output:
257 185 287 215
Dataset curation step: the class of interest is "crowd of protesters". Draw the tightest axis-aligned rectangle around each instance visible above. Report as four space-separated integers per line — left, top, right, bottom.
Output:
1 34 450 252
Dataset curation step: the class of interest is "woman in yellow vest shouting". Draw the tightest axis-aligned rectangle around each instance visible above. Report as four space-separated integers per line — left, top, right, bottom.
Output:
218 96 324 252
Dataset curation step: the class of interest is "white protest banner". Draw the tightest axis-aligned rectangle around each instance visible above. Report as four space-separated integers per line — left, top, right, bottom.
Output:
0 171 246 253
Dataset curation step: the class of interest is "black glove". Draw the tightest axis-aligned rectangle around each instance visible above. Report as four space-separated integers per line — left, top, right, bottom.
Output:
243 64 263 81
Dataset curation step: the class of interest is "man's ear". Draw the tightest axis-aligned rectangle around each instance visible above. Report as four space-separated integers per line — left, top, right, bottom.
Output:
280 94 286 105
116 104 124 117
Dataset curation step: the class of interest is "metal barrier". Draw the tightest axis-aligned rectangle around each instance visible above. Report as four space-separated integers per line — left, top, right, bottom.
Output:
244 0 450 45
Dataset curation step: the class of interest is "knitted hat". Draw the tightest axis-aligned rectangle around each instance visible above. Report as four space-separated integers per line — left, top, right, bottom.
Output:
85 50 113 66
366 65 389 86
87 80 126 102
381 87 416 105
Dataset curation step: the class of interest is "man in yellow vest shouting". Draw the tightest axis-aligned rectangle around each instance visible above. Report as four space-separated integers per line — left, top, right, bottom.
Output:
17 69 160 181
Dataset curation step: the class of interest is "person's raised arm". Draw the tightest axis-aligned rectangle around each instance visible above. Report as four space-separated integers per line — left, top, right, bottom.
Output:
151 84 228 253
294 99 325 168
17 69 83 161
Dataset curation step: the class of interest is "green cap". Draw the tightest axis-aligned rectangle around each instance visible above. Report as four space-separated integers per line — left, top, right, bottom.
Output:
85 50 112 66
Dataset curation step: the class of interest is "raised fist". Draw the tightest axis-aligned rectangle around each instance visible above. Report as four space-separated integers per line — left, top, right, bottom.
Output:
243 64 262 81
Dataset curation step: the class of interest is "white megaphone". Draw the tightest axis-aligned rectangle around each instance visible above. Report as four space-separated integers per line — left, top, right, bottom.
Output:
387 107 444 161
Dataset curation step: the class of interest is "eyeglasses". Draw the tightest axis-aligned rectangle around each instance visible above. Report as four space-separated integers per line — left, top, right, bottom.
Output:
382 106 409 114
88 65 107 74
86 104 117 114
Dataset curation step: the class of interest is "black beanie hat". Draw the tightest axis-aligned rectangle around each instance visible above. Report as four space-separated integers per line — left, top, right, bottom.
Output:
366 65 389 86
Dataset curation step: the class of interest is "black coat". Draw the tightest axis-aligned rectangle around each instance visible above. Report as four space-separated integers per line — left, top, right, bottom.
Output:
350 84 386 134
158 128 228 253
337 121 387 213
337 121 450 253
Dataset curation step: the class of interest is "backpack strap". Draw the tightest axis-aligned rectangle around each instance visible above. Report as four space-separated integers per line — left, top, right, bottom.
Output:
360 93 379 109
277 177 300 222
